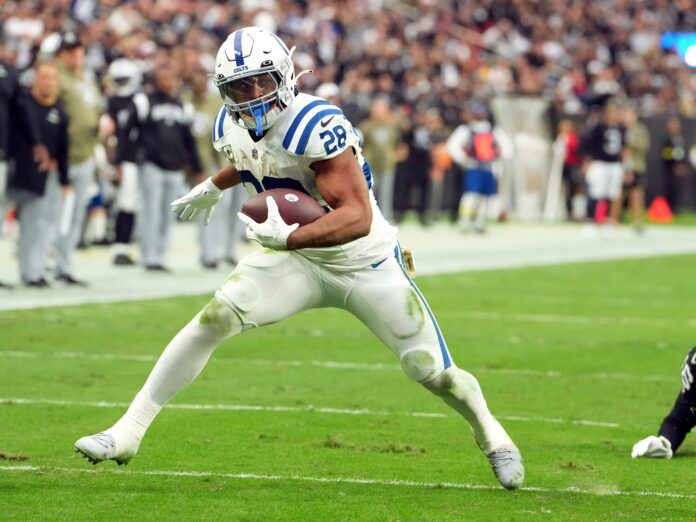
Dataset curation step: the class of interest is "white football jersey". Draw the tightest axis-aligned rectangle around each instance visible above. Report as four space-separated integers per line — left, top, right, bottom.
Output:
212 93 398 271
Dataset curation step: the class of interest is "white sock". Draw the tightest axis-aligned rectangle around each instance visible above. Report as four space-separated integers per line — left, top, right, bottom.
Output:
430 367 513 454
459 193 479 227
475 198 488 230
110 306 242 442
111 389 161 443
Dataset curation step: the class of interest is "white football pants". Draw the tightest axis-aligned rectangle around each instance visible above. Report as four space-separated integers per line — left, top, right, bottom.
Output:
215 245 452 379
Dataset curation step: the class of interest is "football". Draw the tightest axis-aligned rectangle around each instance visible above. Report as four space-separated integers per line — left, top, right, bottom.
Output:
241 188 327 226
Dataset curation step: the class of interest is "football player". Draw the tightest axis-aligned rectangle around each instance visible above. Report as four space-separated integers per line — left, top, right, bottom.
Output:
581 102 626 232
632 346 696 459
104 59 142 266
75 28 524 490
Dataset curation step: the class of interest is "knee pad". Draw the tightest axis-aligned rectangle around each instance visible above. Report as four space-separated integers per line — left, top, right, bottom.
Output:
199 297 243 338
400 348 443 384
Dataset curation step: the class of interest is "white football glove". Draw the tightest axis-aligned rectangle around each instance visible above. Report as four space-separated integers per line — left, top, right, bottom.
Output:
631 435 673 459
171 177 222 225
237 196 299 251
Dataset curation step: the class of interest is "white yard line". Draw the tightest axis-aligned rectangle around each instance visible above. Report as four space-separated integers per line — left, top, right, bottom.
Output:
0 464 693 500
0 397 620 428
0 350 673 383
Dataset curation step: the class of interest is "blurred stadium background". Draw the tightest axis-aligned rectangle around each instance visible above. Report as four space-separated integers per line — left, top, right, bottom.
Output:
2 1 696 519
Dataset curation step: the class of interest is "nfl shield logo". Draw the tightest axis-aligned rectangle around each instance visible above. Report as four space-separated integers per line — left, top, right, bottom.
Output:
252 148 258 160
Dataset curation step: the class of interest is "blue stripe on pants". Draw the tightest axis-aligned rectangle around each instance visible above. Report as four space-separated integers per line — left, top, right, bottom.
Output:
393 244 452 369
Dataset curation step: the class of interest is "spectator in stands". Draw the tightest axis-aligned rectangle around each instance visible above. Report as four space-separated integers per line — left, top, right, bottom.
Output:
359 97 401 222
661 117 688 213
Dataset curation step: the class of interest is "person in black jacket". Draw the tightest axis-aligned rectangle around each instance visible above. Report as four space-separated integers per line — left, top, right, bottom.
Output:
117 68 202 271
0 52 50 288
8 61 70 287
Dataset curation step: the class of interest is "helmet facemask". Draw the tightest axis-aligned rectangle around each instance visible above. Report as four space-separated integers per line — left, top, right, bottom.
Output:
216 59 295 137
112 75 137 97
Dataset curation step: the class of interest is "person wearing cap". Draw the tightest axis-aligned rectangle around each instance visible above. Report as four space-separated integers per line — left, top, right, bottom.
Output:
54 31 103 286
184 69 245 269
0 45 51 289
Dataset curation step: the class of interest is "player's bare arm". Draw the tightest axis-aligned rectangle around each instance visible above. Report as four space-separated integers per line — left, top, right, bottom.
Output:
285 149 372 250
211 163 241 190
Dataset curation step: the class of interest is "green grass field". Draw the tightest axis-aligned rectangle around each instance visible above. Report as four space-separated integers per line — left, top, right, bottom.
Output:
2 254 695 520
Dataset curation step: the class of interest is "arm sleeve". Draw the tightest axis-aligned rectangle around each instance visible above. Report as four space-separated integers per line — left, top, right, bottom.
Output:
57 115 70 186
182 121 203 173
579 126 595 159
494 127 514 160
12 83 43 146
115 103 139 164
446 126 470 167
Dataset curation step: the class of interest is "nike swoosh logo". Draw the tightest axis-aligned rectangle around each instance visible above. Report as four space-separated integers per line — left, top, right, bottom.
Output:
320 115 335 127
371 257 388 269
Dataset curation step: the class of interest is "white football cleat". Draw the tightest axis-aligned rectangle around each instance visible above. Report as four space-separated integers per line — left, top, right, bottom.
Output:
487 444 525 490
631 435 673 459
74 431 139 466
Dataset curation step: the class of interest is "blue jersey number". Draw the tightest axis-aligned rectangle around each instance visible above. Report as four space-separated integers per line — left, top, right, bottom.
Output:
238 170 310 196
319 125 347 155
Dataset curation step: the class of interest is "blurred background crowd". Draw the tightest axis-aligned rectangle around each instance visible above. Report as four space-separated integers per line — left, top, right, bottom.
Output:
1 0 696 287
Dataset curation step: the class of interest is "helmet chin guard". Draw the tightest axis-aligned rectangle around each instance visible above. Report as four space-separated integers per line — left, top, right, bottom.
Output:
214 27 304 136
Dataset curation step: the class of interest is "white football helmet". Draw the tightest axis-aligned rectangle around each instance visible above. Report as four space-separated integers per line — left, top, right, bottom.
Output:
214 27 303 136
107 59 141 97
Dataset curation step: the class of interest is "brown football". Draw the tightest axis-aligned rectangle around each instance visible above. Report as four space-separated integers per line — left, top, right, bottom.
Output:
241 188 327 226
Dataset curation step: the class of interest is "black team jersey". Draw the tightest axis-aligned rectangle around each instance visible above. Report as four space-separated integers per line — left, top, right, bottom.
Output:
0 60 42 161
107 94 140 163
9 96 69 195
582 123 625 163
116 91 202 173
